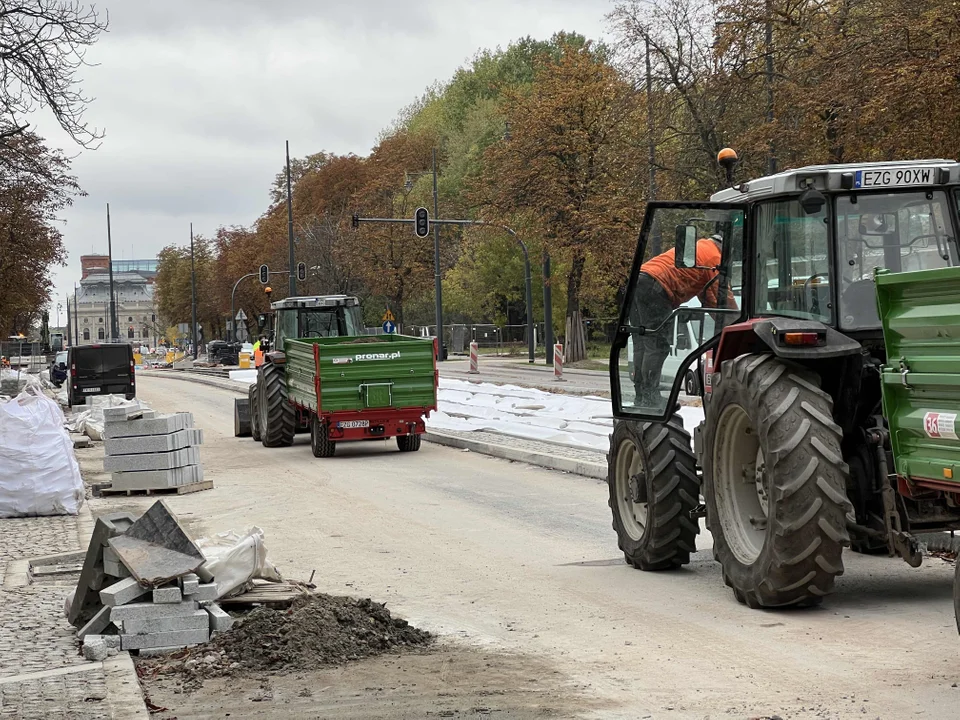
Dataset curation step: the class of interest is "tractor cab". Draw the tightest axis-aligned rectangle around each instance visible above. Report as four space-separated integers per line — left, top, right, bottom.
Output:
261 295 363 357
612 158 960 420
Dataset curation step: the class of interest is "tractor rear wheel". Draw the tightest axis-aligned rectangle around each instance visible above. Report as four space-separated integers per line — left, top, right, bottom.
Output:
249 384 261 442
704 354 852 608
259 363 295 448
310 414 335 457
607 417 700 570
397 433 422 452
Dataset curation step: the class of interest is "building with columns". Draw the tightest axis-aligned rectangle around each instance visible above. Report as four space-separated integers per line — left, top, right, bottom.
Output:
68 255 160 347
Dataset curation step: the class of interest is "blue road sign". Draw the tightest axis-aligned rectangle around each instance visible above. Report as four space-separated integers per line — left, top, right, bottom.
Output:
382 320 396 334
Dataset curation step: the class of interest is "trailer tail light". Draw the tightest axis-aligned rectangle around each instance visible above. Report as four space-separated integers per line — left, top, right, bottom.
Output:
783 332 820 346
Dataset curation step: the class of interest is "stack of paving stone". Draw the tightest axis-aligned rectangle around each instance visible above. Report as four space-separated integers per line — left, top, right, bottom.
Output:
101 405 207 492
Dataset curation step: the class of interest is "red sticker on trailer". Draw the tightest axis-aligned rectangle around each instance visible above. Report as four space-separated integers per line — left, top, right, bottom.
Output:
923 412 958 440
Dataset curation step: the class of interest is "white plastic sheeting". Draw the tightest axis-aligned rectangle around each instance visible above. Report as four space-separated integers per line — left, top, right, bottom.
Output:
0 387 84 517
194 526 282 598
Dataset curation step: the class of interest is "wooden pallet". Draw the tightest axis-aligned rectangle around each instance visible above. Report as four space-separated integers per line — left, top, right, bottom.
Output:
98 480 214 497
219 580 312 608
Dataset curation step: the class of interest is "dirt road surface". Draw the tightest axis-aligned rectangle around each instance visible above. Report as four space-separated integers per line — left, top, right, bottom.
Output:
122 375 959 719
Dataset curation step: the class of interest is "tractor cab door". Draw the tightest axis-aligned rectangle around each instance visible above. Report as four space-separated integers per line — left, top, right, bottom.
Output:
611 202 747 422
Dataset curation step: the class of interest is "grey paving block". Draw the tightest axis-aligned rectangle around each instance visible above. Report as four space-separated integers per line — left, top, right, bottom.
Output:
206 604 234 632
153 586 182 604
191 582 218 602
103 558 131 578
109 599 199 622
77 606 112 639
99 577 149 607
103 405 145 421
103 446 200 472
121 609 209 635
103 547 120 564
181 576 199 595
105 428 203 456
121 627 209 650
82 636 108 661
102 413 193 440
110 464 204 491
140 410 158 419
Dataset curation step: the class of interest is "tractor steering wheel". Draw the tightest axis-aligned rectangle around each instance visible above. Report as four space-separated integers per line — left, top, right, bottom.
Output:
803 273 827 316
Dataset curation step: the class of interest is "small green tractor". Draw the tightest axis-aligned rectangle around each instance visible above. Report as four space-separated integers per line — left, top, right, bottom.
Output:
608 151 960 618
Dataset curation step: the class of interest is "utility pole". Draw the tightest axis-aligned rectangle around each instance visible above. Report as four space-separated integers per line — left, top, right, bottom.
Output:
285 140 297 297
432 148 443 361
106 204 119 342
190 223 198 360
765 2 776 175
65 296 71 346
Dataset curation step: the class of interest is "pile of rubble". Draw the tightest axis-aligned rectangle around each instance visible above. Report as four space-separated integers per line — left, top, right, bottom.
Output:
101 404 207 493
69 501 234 657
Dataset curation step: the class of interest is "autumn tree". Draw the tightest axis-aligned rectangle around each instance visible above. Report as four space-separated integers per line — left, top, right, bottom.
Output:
476 42 644 362
0 132 80 335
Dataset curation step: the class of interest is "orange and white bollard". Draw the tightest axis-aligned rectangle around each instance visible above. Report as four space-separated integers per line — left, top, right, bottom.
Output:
469 342 479 374
554 343 565 381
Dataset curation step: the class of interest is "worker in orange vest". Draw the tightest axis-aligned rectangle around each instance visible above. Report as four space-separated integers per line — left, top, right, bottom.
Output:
629 233 736 406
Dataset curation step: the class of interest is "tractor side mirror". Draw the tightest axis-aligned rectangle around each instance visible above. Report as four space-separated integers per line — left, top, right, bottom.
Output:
674 225 698 269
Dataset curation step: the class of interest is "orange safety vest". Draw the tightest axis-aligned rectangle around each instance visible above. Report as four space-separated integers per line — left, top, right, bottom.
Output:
641 240 735 308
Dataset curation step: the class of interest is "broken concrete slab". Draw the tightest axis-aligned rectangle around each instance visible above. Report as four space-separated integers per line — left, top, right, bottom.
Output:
120 627 208 650
68 513 138 628
120 609 209 635
107 500 204 587
102 413 193 440
99 577 149 607
102 446 199 473
109 599 199 623
77 606 112 639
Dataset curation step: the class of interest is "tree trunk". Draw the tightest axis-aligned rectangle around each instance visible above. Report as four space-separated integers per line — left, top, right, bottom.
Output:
564 250 587 363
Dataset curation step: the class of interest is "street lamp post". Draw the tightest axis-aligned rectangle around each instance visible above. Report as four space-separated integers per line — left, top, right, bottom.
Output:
56 303 62 331
285 141 297 297
106 204 119 342
190 223 198 359
432 149 443 360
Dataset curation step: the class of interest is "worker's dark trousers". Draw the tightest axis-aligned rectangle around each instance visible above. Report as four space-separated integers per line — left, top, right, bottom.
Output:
629 273 675 407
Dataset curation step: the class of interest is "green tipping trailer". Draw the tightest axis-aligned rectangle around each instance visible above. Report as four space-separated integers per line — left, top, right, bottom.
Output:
875 267 960 634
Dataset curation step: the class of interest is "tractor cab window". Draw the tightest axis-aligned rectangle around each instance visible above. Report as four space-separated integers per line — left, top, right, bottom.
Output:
613 204 744 418
837 191 956 330
299 310 339 338
753 199 832 324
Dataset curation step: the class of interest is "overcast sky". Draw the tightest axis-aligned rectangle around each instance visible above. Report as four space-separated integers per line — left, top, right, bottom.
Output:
37 0 612 319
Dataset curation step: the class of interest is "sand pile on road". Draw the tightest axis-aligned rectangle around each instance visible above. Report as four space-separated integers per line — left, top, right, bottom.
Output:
136 593 432 682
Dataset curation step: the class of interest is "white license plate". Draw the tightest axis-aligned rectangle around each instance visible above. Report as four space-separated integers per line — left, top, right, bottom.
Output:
84 387 101 393
855 166 942 189
338 420 369 429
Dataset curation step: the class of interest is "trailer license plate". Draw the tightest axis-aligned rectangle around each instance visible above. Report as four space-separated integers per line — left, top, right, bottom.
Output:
338 420 369 429
84 387 101 393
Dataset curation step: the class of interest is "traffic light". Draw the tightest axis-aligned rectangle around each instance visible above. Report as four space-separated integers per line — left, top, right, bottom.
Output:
414 207 429 238
259 264 269 284
297 262 306 282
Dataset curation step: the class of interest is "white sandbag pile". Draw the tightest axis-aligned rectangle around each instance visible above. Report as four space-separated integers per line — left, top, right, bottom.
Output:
0 387 84 517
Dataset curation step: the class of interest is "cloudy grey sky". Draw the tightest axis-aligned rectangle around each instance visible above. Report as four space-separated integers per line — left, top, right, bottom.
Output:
37 0 612 317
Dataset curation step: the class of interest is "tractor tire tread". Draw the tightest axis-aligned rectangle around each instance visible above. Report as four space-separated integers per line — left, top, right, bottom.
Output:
260 363 295 448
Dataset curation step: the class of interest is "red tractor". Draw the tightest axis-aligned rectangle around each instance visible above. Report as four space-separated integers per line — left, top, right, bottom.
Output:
608 150 960 609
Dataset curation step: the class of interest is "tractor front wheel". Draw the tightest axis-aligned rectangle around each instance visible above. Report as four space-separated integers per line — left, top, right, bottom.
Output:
607 417 700 570
704 354 852 608
259 363 295 448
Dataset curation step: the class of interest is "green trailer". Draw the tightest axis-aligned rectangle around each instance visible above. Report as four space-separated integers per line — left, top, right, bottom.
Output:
233 295 438 457
284 334 437 456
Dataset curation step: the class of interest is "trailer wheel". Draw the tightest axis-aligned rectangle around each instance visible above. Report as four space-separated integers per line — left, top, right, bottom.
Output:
259 363 295 448
234 398 251 437
607 417 700 570
704 354 852 608
397 434 422 452
249 385 261 442
310 414 335 458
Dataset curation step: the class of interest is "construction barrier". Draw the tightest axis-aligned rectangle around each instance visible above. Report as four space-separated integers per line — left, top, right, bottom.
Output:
554 343 565 381
468 342 479 374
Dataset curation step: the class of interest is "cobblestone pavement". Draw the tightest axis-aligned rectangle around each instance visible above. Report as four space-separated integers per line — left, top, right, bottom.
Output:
428 428 608 465
0 512 113 718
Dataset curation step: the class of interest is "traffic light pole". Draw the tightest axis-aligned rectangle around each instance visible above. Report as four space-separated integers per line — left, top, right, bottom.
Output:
230 270 288 342
285 141 297 297
432 149 443 362
353 215 535 364
190 223 198 359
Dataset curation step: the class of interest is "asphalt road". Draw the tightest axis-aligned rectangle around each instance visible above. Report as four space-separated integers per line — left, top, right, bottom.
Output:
132 374 959 719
